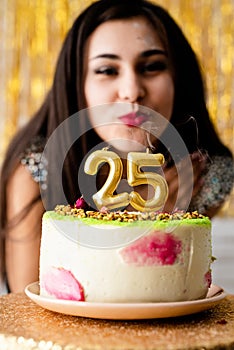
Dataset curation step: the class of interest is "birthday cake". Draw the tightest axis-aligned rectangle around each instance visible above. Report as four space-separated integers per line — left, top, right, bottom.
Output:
39 207 212 303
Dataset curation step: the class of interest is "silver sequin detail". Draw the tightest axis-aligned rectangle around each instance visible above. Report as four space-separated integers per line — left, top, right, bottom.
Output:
21 136 48 190
189 155 234 214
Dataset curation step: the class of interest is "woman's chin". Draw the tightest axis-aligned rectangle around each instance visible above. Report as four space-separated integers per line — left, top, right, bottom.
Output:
108 138 147 153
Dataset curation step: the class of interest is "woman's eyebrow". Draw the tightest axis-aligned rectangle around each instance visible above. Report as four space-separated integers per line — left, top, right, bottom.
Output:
90 49 167 61
90 54 119 60
141 49 167 57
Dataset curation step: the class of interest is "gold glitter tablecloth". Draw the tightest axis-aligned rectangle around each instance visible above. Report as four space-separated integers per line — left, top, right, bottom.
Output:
1 293 234 350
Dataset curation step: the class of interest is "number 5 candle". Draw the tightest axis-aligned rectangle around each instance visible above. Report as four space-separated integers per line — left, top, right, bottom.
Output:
127 151 168 212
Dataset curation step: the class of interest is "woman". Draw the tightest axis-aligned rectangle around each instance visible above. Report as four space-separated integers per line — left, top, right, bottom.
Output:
0 0 233 293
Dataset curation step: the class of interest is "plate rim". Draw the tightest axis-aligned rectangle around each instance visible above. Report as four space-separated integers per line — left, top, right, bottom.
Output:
25 282 226 306
25 282 227 320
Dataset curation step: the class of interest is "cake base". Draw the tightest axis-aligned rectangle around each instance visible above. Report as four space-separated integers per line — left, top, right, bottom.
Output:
39 210 212 303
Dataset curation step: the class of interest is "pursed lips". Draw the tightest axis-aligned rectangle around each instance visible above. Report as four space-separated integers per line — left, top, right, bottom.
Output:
118 112 148 127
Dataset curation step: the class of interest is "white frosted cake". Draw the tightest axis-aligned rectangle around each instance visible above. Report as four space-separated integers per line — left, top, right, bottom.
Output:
39 206 212 303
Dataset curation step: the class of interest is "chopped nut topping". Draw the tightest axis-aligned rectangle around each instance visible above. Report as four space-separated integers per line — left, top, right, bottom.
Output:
54 205 206 222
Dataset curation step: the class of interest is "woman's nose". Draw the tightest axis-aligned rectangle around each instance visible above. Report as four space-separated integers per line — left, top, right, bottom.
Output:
117 72 145 102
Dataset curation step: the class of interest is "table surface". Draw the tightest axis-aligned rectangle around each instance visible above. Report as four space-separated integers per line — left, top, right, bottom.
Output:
1 292 234 350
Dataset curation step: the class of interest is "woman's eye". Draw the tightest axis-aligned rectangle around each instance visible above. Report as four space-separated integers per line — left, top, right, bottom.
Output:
94 66 118 76
140 61 167 73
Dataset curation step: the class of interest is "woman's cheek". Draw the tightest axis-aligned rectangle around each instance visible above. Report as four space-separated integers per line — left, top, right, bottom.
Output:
85 81 114 107
149 74 174 120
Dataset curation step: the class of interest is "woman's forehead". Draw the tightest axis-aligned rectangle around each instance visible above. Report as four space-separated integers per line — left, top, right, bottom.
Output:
85 17 165 57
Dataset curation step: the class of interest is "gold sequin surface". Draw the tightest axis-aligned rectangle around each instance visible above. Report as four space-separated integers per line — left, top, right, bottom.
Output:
1 292 234 349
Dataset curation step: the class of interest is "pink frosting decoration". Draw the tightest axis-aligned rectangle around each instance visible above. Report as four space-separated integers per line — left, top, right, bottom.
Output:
41 267 85 301
204 270 212 288
120 231 182 266
75 197 86 209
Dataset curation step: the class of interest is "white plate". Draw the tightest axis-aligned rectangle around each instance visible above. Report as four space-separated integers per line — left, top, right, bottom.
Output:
25 282 227 320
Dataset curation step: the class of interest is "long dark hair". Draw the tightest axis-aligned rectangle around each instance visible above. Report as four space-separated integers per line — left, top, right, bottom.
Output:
0 0 232 279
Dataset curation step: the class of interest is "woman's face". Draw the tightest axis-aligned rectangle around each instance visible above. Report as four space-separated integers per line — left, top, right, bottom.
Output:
84 16 174 151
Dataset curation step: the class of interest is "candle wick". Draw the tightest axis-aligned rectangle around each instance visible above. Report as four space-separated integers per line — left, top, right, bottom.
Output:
146 132 155 153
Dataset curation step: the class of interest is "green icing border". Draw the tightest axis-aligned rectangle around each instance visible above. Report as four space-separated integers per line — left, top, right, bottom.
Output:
43 211 211 228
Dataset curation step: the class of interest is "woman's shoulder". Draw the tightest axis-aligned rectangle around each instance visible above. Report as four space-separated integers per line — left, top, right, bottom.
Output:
20 136 47 188
189 153 234 215
208 154 234 181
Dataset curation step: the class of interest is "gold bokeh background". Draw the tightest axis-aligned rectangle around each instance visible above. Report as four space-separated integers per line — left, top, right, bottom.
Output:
1 0 234 215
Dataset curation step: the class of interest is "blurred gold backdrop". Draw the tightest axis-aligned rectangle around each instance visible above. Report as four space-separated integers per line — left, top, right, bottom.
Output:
0 0 234 214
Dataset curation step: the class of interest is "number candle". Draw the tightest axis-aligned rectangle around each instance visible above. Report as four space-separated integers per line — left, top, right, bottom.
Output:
127 152 168 212
84 149 129 210
84 149 168 212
